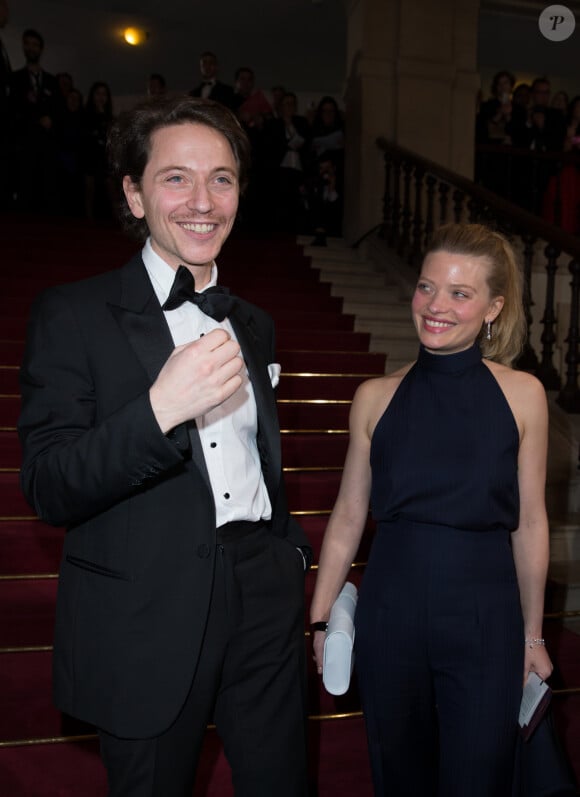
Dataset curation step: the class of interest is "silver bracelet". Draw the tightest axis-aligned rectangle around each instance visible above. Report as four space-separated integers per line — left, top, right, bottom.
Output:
525 637 545 648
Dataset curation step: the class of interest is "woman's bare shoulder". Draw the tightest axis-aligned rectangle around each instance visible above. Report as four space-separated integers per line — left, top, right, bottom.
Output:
351 362 415 435
483 359 546 399
483 359 548 431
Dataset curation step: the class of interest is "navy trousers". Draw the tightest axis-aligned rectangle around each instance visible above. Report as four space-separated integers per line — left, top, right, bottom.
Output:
354 521 524 797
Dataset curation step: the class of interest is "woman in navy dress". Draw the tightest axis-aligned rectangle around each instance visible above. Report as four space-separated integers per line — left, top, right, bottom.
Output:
310 223 553 796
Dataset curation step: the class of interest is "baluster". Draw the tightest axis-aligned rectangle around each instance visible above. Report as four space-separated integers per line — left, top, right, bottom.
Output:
536 244 561 390
556 258 580 412
552 163 563 227
424 175 437 249
467 198 480 223
380 151 393 241
398 160 413 258
452 189 464 223
438 183 449 226
410 167 425 267
516 234 539 372
390 157 402 248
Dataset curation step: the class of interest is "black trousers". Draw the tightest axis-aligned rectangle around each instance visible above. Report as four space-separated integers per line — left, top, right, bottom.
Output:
98 523 309 797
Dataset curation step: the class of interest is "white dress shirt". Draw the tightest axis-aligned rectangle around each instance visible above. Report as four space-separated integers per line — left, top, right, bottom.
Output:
142 239 272 526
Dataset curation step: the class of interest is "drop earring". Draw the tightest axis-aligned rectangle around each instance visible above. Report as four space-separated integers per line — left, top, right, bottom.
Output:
486 320 492 341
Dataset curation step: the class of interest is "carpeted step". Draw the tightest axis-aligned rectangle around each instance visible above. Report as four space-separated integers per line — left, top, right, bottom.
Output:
281 432 349 465
0 340 23 366
0 650 89 741
285 471 342 512
0 430 20 468
0 396 19 426
0 519 63 575
278 375 368 401
276 329 371 352
278 402 350 430
278 350 386 374
0 578 58 647
274 310 356 331
0 474 34 517
0 366 19 393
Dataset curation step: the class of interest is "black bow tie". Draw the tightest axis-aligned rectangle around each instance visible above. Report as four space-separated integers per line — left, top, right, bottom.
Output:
162 266 236 321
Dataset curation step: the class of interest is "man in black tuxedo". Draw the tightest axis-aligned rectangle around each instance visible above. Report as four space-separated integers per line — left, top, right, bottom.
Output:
189 50 235 110
0 0 13 208
9 27 58 210
18 95 311 797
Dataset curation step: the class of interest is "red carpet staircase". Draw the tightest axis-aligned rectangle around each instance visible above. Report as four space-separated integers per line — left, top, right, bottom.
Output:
1 216 579 795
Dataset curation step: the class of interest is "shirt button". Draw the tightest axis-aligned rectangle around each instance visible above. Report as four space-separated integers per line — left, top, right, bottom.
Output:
224 493 230 500
210 442 217 448
197 544 210 558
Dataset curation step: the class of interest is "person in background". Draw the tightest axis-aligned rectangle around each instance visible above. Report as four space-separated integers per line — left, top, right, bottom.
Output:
189 51 235 109
550 90 569 120
311 223 552 797
308 95 345 162
0 0 14 209
232 65 272 129
263 90 310 232
18 94 311 797
10 27 58 210
147 72 166 97
53 86 85 215
476 71 516 144
82 79 115 221
307 150 343 245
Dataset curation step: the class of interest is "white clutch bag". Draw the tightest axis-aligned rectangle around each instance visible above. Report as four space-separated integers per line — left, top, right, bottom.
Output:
322 581 358 695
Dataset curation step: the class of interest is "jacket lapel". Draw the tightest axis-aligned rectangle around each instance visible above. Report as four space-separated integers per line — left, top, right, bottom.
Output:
230 303 281 500
107 254 212 492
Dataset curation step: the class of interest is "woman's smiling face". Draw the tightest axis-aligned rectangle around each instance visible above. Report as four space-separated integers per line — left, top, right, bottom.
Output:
411 250 504 355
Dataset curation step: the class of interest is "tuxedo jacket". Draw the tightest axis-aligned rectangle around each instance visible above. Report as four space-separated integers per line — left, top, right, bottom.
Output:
18 253 310 738
189 81 236 110
9 66 57 128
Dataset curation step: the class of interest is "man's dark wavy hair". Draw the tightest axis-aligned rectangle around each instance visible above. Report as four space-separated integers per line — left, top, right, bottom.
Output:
108 93 251 240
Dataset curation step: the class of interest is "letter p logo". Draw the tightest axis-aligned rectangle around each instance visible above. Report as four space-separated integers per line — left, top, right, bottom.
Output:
539 5 576 40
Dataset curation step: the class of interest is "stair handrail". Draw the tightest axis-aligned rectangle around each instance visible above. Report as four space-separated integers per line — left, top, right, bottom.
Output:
376 137 580 258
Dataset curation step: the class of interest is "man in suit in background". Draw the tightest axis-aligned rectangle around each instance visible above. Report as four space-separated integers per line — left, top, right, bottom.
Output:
9 27 58 210
190 50 235 110
0 0 13 209
18 95 311 797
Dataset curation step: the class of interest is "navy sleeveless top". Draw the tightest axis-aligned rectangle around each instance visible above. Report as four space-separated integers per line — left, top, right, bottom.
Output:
370 343 520 531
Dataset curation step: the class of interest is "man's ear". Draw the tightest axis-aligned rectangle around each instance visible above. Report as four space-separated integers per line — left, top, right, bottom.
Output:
123 176 145 219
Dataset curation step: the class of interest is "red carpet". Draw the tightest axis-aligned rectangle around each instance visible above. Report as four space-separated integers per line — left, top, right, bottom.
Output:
1 215 579 795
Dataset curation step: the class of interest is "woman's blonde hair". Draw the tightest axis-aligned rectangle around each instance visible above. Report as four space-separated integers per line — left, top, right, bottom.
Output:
424 223 526 365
